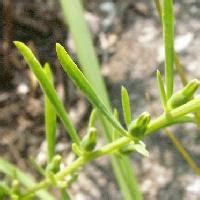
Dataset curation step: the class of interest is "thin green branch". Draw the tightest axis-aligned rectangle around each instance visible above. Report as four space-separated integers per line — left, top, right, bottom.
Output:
59 0 110 107
146 99 200 135
162 0 174 99
20 98 200 198
154 0 188 87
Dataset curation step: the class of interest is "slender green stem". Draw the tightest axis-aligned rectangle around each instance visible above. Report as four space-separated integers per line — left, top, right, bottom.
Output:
162 0 174 99
59 0 110 106
20 98 200 198
146 99 200 135
154 0 188 87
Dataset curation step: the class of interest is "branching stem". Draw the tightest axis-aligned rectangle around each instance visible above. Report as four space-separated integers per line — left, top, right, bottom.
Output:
20 98 200 199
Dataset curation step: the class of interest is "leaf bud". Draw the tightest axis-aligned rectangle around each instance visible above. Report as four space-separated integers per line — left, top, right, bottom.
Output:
128 112 151 139
80 127 97 151
168 79 199 109
46 154 62 173
72 143 82 156
121 141 149 157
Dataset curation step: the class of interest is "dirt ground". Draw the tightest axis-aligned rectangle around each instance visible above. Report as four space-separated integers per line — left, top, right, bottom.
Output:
0 0 200 199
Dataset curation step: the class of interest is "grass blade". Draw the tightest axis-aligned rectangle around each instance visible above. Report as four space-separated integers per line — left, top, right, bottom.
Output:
59 0 110 107
121 86 132 128
56 43 126 136
88 109 98 128
14 41 80 144
162 0 174 99
0 158 54 200
44 63 57 162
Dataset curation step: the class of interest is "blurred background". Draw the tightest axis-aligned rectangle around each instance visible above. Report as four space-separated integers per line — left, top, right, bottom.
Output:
0 0 200 199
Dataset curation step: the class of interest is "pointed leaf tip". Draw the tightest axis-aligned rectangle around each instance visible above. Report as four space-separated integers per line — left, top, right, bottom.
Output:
121 86 125 91
13 41 21 46
14 41 27 50
157 69 168 111
56 42 62 50
121 86 132 128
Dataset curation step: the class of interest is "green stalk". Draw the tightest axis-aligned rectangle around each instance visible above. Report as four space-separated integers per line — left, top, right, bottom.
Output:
20 97 200 198
58 1 142 199
146 99 200 135
154 0 188 87
44 63 57 162
162 0 174 99
59 0 110 106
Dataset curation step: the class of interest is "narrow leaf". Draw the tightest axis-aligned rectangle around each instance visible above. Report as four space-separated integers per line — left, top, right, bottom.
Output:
88 109 98 128
121 141 149 157
156 70 168 111
56 43 127 136
162 0 174 99
134 142 149 157
121 86 132 128
154 0 162 20
14 41 80 144
44 63 57 162
111 109 120 141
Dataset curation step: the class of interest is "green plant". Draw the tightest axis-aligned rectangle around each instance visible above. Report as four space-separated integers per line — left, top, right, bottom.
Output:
58 0 141 198
1 0 200 199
